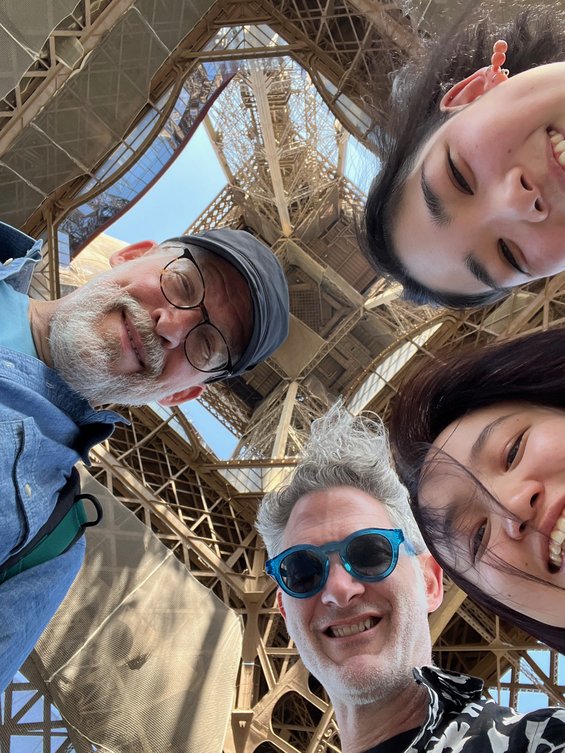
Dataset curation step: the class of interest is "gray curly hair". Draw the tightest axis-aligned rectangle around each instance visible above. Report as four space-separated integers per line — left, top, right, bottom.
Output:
256 404 426 558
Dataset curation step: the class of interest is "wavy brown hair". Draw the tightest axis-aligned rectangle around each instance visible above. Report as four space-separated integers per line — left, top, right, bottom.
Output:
389 329 565 652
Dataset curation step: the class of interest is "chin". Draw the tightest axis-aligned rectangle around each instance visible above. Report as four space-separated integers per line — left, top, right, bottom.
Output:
327 662 412 705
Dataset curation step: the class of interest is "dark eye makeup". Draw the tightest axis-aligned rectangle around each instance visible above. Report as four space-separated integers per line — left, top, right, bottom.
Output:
505 431 525 470
447 152 473 195
471 521 488 562
499 240 529 276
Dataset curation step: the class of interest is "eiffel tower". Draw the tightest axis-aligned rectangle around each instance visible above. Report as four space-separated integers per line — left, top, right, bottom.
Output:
0 1 563 751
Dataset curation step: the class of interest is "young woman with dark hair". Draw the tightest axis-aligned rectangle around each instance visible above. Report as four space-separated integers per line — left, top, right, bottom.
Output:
388 328 565 652
360 4 565 309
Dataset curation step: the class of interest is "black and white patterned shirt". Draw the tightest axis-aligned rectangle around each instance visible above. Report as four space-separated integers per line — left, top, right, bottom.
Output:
365 666 565 753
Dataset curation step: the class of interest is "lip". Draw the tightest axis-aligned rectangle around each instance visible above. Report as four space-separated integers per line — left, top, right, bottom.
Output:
546 128 565 194
322 613 382 640
121 309 146 370
538 496 565 540
536 497 565 573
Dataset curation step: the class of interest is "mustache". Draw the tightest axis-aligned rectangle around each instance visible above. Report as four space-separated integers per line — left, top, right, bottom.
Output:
120 295 165 377
50 279 169 406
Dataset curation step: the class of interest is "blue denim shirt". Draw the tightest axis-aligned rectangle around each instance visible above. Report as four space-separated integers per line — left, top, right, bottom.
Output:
0 222 124 691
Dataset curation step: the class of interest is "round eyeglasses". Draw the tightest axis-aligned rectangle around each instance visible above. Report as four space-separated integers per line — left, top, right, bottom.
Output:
159 246 234 375
265 528 415 599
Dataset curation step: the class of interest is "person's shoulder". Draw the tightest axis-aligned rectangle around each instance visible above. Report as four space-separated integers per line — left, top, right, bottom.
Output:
515 705 565 752
483 702 565 751
517 704 565 729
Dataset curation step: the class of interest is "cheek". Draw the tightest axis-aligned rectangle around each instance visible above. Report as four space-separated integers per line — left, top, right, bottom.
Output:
282 597 309 628
530 424 565 469
284 609 309 646
118 269 161 297
528 234 565 272
452 111 508 162
478 559 531 605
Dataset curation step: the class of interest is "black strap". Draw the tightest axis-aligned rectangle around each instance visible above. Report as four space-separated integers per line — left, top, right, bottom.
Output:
0 468 103 582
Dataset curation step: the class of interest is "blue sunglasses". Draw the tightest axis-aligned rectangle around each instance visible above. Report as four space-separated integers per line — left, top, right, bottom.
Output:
266 528 415 599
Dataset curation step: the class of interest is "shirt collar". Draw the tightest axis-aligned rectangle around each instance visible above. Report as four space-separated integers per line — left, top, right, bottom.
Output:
0 221 40 259
410 665 485 748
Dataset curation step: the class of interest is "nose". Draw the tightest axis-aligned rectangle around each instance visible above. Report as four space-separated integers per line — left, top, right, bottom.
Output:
496 168 548 223
320 559 366 608
153 305 201 350
500 480 541 540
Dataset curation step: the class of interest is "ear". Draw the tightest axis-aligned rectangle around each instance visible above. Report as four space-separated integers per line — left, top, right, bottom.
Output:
440 66 508 112
157 384 205 407
277 589 287 621
418 553 444 614
109 241 159 268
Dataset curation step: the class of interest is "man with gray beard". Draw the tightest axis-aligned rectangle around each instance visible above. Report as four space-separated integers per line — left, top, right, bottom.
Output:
0 220 289 692
256 407 565 753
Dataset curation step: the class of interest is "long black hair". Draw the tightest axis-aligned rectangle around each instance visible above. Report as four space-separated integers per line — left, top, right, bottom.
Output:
389 328 565 652
360 4 565 309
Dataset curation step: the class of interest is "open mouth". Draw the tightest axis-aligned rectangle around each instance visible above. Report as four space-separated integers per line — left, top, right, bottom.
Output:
548 128 565 171
325 616 380 638
548 508 565 573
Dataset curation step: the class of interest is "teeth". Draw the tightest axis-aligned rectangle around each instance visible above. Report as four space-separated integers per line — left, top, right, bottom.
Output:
329 617 376 638
548 512 565 569
549 129 565 168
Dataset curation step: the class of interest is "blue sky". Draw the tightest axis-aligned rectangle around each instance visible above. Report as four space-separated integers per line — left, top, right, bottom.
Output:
6 85 563 753
106 121 374 246
104 121 373 458
107 125 226 244
106 123 243 457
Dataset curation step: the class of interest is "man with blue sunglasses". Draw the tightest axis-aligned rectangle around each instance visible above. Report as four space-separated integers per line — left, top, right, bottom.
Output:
256 407 565 753
266 527 415 599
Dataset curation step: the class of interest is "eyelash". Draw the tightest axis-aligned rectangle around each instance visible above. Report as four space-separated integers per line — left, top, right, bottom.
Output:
499 239 527 276
448 152 473 195
471 432 525 561
472 521 488 562
505 431 525 470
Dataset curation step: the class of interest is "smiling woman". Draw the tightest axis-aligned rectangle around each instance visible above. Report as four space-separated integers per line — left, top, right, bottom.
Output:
389 329 565 652
361 3 565 308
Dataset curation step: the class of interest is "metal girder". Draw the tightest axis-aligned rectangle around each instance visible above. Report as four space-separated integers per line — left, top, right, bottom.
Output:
249 62 293 237
347 0 418 54
2 2 565 751
0 0 138 155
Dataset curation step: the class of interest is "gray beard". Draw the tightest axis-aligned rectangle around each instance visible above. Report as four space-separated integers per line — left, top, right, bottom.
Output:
49 279 166 406
284 565 432 707
296 627 416 707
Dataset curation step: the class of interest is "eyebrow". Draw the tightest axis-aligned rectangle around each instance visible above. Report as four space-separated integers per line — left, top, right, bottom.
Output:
464 254 506 292
469 413 518 464
420 164 451 227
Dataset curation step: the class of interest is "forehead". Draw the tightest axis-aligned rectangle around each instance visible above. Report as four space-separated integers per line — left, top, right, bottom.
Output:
392 121 489 297
283 486 394 549
432 402 525 462
158 242 247 285
159 242 253 352
419 402 531 519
